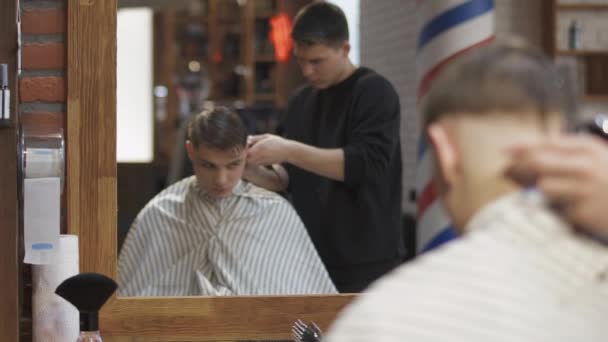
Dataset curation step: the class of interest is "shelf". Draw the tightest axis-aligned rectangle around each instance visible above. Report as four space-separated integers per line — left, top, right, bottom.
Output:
176 17 208 25
555 50 608 56
255 10 275 18
582 94 608 101
255 54 276 62
254 93 275 101
556 4 608 10
218 19 242 26
213 58 240 65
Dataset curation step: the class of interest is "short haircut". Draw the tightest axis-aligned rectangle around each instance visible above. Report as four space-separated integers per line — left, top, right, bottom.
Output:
291 2 349 47
187 107 247 150
422 39 564 128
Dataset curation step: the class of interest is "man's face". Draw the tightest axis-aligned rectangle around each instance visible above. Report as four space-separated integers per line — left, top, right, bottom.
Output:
186 142 246 198
294 42 350 89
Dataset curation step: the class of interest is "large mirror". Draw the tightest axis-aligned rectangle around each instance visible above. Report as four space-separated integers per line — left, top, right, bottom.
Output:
115 0 346 298
67 0 354 340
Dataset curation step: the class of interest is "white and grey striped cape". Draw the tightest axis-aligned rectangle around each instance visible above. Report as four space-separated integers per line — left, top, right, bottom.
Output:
326 191 608 342
118 176 337 296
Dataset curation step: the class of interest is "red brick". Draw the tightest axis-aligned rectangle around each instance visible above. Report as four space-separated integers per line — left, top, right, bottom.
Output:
20 112 65 134
19 77 66 102
22 43 66 70
21 8 66 35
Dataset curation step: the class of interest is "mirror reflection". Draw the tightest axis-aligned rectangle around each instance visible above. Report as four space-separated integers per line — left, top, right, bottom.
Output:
116 0 403 297
116 0 326 296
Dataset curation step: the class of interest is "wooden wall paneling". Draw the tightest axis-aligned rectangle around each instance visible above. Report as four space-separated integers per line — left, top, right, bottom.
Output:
243 0 255 105
208 0 219 99
585 55 608 95
66 0 117 276
0 0 20 340
543 0 556 55
154 9 177 167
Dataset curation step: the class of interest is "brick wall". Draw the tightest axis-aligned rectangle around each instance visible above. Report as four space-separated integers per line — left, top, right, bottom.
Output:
360 0 418 214
19 1 67 340
359 0 548 215
20 1 66 128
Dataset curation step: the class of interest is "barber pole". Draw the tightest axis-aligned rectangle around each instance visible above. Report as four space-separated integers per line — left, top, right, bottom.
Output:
416 0 495 253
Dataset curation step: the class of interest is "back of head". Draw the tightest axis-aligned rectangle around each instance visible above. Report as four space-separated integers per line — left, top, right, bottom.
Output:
422 38 564 128
291 2 349 47
187 106 247 151
422 39 566 229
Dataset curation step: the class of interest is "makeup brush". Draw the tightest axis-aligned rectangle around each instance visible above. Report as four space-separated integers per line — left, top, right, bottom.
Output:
55 273 117 341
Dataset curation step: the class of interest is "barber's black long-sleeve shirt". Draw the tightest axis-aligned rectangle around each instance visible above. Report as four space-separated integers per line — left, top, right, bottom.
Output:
283 67 405 288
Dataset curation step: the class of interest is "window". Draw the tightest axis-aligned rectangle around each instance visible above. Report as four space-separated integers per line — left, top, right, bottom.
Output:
117 8 153 163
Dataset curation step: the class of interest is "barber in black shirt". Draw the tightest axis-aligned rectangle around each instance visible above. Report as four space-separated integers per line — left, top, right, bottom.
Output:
245 2 404 293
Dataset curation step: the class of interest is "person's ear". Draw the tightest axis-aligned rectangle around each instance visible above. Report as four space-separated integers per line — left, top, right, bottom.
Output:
341 41 351 57
185 140 195 161
427 123 459 189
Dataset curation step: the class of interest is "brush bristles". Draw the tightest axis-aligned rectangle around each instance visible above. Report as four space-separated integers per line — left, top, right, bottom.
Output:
56 272 117 312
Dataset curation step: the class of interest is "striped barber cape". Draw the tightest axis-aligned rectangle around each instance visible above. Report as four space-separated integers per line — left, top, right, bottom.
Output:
325 190 608 342
118 176 337 296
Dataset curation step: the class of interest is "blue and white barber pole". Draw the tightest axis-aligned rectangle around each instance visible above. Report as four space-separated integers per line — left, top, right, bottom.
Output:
415 0 495 253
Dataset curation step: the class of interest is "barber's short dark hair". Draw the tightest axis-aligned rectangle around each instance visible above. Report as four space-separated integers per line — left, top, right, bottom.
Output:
291 2 349 47
187 107 247 150
422 38 563 128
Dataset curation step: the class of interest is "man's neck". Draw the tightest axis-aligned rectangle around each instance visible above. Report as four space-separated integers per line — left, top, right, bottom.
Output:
462 178 521 230
334 61 357 85
450 114 561 230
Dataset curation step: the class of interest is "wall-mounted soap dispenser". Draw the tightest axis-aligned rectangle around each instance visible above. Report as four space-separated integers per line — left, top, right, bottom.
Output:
0 64 9 123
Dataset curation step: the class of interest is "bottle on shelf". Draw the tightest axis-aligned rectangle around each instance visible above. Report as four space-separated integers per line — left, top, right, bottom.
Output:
568 19 582 50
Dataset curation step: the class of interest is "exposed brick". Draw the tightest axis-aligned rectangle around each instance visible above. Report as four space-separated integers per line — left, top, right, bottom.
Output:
20 112 64 134
19 77 65 102
22 43 65 70
21 8 65 35
361 0 418 213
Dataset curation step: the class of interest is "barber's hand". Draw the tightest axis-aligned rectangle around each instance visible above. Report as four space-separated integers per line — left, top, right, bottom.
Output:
242 159 259 182
506 135 608 236
247 134 292 167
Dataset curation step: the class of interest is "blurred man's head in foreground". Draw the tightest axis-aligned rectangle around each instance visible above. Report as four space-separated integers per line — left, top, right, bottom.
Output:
422 38 565 230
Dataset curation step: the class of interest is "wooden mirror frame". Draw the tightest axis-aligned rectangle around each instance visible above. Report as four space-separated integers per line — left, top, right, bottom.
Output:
66 1 354 340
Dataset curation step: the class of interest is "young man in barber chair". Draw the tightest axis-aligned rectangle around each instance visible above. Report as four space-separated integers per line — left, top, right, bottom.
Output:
118 107 336 296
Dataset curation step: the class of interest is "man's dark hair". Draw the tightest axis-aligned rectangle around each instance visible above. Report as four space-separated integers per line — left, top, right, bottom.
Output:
291 2 349 47
187 107 247 150
422 38 564 128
